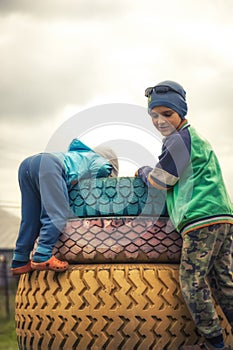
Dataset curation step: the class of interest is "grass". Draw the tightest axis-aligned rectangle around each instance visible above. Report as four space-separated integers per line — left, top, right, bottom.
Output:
0 316 18 350
0 285 18 350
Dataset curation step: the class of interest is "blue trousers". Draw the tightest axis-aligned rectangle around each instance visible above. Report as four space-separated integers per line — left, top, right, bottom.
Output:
13 153 70 262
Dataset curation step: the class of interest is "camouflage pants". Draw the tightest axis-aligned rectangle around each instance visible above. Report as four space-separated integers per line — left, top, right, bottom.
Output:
179 223 233 339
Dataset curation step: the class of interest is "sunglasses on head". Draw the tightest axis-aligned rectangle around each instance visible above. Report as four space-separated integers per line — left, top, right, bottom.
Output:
145 85 184 98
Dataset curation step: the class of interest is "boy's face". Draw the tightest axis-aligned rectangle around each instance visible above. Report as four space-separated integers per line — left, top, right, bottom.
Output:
149 106 182 136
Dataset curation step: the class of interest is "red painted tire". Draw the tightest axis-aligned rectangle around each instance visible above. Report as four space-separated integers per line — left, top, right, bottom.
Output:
53 216 182 263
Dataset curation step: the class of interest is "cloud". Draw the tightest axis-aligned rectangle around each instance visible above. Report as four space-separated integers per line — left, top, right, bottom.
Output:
0 0 233 204
1 0 233 123
0 0 126 19
0 17 106 121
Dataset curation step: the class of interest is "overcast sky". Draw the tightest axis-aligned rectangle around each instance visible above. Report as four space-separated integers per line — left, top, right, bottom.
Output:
0 0 233 215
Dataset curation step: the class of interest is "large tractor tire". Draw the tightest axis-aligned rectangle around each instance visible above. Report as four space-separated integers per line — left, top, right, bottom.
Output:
15 264 233 350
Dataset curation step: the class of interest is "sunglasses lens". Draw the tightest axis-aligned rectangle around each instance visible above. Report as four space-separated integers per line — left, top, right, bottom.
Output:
145 85 175 97
145 87 153 97
154 86 171 94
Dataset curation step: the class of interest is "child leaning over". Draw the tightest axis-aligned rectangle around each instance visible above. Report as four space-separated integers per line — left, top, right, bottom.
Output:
11 140 118 275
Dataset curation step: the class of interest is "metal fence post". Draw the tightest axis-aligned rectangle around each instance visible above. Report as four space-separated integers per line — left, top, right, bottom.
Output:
0 254 10 319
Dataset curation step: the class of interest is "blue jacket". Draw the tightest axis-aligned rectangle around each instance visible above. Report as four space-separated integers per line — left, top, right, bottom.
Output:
53 139 113 188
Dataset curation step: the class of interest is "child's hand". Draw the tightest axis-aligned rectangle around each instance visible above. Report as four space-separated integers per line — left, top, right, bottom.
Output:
135 166 153 178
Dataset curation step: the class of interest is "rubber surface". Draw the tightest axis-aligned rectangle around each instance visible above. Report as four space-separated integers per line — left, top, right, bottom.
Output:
69 177 167 217
53 217 182 263
15 264 233 350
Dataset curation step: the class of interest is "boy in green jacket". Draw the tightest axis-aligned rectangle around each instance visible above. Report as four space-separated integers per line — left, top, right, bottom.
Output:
136 80 233 349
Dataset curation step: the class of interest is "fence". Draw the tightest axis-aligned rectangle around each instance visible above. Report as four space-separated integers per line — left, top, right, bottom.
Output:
0 252 18 319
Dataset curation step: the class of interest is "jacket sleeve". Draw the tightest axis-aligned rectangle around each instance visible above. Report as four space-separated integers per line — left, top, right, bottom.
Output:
63 139 113 187
141 131 191 190
68 139 112 177
89 156 113 178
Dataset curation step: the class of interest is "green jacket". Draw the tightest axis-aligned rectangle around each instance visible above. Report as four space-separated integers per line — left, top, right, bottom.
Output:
144 121 233 234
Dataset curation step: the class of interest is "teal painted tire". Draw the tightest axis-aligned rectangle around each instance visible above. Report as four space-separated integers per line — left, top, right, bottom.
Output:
69 177 167 218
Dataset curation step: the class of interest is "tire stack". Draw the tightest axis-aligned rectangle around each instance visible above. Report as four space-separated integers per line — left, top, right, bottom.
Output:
15 177 233 349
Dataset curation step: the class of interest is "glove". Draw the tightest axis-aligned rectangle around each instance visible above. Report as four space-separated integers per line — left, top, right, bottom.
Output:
135 166 153 183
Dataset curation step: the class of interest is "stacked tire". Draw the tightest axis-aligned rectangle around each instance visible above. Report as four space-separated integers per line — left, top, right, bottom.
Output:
15 177 233 349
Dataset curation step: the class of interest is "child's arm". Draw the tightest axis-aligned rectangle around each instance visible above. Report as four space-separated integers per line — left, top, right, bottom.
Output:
136 131 191 190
